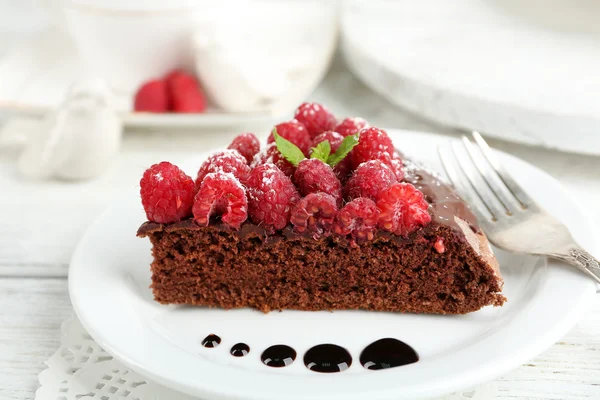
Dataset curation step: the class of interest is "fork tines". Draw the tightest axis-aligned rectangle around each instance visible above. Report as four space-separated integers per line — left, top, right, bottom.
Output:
438 131 537 224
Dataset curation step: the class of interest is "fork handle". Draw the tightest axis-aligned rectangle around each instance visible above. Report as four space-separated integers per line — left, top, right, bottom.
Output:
552 246 600 285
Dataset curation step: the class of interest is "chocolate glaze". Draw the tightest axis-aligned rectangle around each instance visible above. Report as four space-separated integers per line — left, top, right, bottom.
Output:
403 159 479 233
137 156 479 241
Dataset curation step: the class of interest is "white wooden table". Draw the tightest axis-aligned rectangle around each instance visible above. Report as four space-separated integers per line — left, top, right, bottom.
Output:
1 58 599 400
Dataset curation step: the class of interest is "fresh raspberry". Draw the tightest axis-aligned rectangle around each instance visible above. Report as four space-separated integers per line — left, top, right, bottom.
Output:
252 143 296 177
375 152 405 182
335 117 369 137
376 182 431 236
294 102 337 138
195 150 250 188
166 70 207 113
350 127 394 169
333 198 380 241
246 163 300 232
311 130 344 152
293 159 342 206
344 160 397 200
193 172 248 229
140 161 195 224
227 133 260 164
267 120 312 156
290 192 338 236
134 79 169 113
387 152 405 181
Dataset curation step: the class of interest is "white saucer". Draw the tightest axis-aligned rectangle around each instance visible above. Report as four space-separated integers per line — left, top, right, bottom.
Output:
69 129 597 400
341 0 600 155
0 29 281 129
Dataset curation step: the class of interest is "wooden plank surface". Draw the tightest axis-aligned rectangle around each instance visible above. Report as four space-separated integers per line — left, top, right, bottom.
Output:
0 279 71 400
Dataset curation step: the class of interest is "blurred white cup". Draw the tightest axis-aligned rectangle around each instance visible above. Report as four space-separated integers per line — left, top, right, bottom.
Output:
61 0 338 113
191 0 338 113
61 0 203 93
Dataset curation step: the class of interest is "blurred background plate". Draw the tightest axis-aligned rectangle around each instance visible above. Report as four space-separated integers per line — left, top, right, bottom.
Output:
0 28 282 129
0 0 339 130
341 0 600 155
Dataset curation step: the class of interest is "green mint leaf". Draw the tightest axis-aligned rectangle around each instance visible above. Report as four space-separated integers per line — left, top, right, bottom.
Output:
310 140 331 163
327 133 359 166
272 129 305 167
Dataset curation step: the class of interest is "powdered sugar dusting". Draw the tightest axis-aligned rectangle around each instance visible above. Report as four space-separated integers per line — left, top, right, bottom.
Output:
211 149 246 163
196 149 250 185
205 171 245 191
258 163 280 186
262 143 279 164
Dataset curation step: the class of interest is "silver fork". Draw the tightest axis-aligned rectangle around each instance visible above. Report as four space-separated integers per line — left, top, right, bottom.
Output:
438 131 600 284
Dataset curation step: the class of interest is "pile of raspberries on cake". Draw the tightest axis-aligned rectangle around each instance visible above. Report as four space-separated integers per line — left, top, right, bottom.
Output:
140 103 431 242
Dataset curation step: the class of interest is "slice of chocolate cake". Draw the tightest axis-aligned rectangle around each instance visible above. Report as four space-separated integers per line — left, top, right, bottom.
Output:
137 103 505 315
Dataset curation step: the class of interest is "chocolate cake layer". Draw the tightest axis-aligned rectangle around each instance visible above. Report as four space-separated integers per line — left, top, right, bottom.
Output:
137 162 505 314
138 219 504 314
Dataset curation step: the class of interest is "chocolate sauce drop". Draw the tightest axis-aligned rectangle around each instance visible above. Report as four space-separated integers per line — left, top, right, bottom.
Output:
201 334 221 348
360 338 419 370
230 343 250 357
303 344 352 373
261 345 296 367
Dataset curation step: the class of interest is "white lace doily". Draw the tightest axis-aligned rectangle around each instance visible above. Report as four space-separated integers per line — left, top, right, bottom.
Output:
36 315 497 400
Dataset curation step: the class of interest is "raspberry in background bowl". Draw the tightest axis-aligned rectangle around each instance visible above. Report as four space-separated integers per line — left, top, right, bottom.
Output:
62 0 204 93
63 0 337 114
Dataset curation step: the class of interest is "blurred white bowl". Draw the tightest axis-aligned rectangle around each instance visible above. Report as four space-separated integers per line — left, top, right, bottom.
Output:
62 0 205 93
61 0 338 113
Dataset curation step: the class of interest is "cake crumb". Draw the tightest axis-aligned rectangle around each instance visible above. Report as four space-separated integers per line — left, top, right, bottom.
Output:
434 237 446 253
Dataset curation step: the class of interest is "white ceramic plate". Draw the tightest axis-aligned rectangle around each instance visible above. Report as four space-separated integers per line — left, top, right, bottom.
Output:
69 129 597 400
341 0 600 155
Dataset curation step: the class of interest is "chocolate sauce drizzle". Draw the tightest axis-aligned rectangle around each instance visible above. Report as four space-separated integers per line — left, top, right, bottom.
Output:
230 343 250 357
303 344 352 373
261 345 296 367
201 334 221 348
199 334 418 371
359 338 419 370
